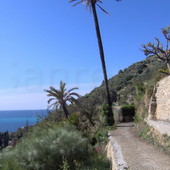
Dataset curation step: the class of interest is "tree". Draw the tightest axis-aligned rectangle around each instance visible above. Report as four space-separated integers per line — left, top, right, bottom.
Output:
3 131 9 147
142 26 170 73
44 81 80 119
69 0 121 125
80 97 99 127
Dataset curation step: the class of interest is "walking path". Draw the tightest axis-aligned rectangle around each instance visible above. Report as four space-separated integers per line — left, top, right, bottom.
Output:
109 122 170 170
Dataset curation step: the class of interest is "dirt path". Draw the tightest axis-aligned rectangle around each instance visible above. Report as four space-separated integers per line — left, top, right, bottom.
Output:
110 122 170 170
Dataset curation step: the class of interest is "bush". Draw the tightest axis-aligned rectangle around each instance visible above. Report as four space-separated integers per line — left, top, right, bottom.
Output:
134 115 143 123
100 104 110 126
0 123 88 170
95 126 115 144
81 153 111 170
68 112 80 128
159 67 170 75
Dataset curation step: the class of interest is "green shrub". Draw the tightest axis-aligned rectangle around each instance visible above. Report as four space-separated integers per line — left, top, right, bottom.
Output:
138 125 151 140
100 104 110 126
95 126 115 144
86 125 116 147
0 152 22 170
0 123 88 170
68 112 80 128
134 115 143 123
81 153 111 170
159 68 170 75
59 157 70 170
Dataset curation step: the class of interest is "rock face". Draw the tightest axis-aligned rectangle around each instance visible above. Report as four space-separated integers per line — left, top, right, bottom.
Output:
155 76 170 121
147 75 170 136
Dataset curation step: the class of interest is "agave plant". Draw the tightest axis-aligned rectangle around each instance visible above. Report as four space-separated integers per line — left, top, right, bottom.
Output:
45 81 80 119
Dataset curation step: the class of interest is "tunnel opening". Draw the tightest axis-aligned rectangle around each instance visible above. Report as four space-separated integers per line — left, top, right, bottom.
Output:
121 105 135 122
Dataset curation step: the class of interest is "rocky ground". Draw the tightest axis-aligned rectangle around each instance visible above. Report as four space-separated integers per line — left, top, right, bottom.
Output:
109 122 170 170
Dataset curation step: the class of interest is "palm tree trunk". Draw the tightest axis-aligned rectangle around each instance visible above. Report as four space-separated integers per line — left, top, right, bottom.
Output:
91 3 114 125
62 104 69 119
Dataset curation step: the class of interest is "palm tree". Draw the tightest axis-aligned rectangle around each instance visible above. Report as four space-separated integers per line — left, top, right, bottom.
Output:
44 81 80 119
69 0 120 125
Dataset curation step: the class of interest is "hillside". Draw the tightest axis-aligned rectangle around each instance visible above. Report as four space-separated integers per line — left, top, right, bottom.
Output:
49 55 167 122
2 57 169 170
80 55 166 107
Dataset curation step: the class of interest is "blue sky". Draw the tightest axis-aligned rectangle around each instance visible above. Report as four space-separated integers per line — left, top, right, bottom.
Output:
0 0 170 110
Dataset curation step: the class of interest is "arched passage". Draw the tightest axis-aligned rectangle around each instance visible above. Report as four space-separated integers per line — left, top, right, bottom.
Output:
121 105 135 122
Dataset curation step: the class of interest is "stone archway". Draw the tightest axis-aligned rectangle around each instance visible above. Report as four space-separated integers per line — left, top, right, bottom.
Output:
121 105 135 122
113 105 135 123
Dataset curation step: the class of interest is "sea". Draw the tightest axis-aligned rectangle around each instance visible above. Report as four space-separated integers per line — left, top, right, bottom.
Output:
0 110 48 132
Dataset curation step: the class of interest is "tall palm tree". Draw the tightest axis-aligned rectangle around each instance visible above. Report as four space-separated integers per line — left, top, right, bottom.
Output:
69 0 120 125
44 81 80 119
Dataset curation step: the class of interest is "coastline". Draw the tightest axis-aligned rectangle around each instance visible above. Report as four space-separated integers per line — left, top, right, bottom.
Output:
0 109 48 132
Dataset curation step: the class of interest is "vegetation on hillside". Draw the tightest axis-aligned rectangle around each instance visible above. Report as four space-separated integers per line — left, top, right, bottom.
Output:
0 122 111 170
70 55 166 123
0 83 116 170
80 55 165 105
0 53 167 169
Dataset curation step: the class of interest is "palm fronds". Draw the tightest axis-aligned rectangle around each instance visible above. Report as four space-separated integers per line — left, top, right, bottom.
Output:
70 0 121 12
44 81 80 118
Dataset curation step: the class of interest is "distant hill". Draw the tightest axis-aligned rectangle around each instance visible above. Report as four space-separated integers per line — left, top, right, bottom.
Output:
79 56 166 107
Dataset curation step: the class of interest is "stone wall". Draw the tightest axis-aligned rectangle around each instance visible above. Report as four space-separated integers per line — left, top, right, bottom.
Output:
155 76 170 121
113 106 122 123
